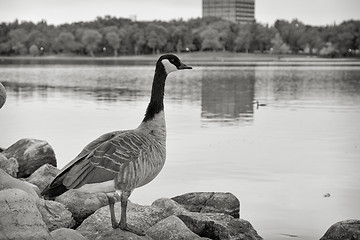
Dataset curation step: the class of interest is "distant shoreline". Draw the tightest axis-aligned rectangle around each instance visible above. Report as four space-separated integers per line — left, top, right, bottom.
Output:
1 52 360 67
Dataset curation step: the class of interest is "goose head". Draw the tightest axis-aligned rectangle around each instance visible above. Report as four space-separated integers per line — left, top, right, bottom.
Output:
157 54 192 75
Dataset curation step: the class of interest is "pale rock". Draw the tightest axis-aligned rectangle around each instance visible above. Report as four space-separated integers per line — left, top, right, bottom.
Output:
151 197 188 216
172 192 240 218
0 189 52 240
2 138 57 178
50 228 87 240
0 168 39 198
146 215 204 240
37 199 76 231
77 200 167 240
27 163 60 192
55 190 109 225
0 153 18 177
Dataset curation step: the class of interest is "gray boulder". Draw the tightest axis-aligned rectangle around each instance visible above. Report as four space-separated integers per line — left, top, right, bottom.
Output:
178 212 262 240
50 228 87 240
0 168 39 198
146 215 205 240
0 189 52 240
37 199 76 231
77 200 167 240
172 192 240 218
0 153 18 177
151 197 188 216
78 196 262 240
55 190 109 225
27 163 60 192
2 138 57 178
320 219 360 240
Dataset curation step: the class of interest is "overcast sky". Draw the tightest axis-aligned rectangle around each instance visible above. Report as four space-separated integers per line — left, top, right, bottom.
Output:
0 0 359 26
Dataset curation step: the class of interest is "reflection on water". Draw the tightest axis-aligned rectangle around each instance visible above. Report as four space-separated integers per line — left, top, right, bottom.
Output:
0 57 155 66
201 68 255 123
4 81 141 103
255 66 360 107
4 65 359 119
1 63 360 240
0 65 202 103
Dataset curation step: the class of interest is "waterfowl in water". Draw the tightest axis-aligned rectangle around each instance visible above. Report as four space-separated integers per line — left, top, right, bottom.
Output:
254 100 267 109
41 54 192 235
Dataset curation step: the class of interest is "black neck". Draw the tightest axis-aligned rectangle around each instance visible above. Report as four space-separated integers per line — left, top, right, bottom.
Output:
143 64 167 122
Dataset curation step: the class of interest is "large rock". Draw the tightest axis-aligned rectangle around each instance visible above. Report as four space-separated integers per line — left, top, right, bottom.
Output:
37 199 75 231
146 215 205 240
178 212 262 240
78 196 262 240
172 192 240 218
0 168 39 198
151 198 188 216
320 219 360 240
0 153 18 177
2 138 57 178
50 228 87 240
77 200 168 240
55 190 109 225
27 163 60 192
0 189 52 240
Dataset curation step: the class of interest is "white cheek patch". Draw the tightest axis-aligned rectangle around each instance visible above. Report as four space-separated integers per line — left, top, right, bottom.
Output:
161 59 178 74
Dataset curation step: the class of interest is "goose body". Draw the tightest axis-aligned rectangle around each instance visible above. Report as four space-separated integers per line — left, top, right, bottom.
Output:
41 54 192 235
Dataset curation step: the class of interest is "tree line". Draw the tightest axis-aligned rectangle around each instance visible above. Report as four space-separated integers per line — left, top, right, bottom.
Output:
0 16 359 57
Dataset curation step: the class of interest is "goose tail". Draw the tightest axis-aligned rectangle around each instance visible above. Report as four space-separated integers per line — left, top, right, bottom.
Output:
41 176 68 200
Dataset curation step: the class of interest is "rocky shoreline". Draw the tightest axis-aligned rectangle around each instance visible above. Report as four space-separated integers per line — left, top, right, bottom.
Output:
0 138 359 240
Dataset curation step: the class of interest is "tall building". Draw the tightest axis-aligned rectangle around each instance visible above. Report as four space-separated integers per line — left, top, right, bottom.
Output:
202 0 255 24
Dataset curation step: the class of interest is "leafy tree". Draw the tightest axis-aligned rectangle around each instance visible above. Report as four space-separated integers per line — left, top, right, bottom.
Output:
211 20 237 51
234 25 252 53
130 26 146 55
0 16 358 57
29 44 39 56
105 32 120 56
298 27 323 54
81 29 102 57
319 42 339 57
9 29 28 54
274 19 306 53
26 30 47 50
55 32 80 53
200 27 222 51
336 21 359 56
168 25 191 52
145 24 168 54
271 33 290 54
253 23 276 52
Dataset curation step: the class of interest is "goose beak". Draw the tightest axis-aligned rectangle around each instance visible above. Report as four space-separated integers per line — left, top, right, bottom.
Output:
178 62 192 70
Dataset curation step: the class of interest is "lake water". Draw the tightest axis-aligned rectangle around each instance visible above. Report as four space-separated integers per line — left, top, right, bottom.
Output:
0 61 359 240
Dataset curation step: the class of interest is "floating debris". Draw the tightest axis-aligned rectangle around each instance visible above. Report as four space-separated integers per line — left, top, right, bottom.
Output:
281 233 298 238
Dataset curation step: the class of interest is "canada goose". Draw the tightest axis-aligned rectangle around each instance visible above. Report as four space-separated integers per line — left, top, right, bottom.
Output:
253 100 266 109
41 54 192 235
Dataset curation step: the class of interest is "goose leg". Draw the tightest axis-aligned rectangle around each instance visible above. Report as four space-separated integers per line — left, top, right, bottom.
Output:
119 191 145 236
107 194 118 228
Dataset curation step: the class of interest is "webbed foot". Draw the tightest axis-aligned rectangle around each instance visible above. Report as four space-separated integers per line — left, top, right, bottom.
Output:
120 223 145 236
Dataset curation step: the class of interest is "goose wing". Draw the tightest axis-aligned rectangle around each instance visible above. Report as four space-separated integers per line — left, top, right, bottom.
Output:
41 130 124 197
60 130 125 173
62 130 150 189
